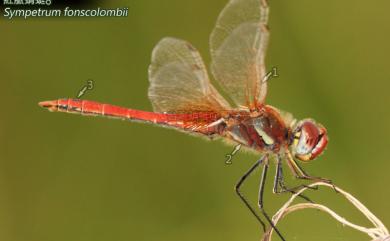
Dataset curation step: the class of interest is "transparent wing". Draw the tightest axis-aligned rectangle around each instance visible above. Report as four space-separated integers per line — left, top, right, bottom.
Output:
210 0 270 108
148 37 231 113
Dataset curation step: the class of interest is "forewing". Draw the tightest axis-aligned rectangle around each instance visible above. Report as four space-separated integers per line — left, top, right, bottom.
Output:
210 0 269 108
148 37 231 113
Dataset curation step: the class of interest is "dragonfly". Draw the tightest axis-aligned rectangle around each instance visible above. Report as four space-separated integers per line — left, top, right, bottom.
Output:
39 0 331 240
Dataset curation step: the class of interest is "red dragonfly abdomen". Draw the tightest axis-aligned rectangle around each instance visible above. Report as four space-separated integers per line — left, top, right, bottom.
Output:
39 98 223 135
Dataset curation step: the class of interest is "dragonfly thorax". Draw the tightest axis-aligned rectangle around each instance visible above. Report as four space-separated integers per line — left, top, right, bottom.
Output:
223 106 290 153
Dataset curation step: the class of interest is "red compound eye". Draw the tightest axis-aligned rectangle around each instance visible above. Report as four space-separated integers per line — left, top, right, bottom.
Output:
293 120 328 161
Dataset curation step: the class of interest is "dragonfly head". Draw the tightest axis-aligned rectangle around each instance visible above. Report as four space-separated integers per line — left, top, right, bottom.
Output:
290 119 328 162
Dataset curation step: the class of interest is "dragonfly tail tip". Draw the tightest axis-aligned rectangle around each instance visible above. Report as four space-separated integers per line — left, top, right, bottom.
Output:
38 100 57 112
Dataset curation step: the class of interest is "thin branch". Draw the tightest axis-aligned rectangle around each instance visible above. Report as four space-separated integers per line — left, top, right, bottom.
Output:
262 182 389 241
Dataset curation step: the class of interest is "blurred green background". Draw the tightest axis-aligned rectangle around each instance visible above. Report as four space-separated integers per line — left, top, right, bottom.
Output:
1 0 389 241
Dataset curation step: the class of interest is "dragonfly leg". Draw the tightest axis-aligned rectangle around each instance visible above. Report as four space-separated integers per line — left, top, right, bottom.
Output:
273 155 314 203
258 161 286 241
285 151 337 193
235 155 267 232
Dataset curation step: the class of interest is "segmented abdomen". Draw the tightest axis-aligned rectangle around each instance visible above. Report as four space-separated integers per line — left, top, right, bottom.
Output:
46 98 223 135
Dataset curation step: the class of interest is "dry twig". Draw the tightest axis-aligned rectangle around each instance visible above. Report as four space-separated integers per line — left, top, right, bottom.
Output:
262 182 389 241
